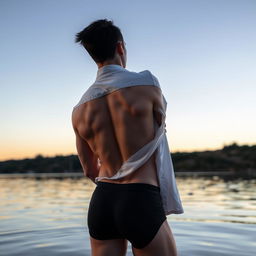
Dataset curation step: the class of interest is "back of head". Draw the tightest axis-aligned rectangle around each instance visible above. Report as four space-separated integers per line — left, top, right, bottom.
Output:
75 19 124 63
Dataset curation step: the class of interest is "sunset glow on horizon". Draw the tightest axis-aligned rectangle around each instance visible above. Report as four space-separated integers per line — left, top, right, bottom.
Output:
1 0 255 161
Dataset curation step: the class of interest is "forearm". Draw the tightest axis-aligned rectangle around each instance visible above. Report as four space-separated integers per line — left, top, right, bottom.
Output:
83 159 100 184
85 168 99 184
85 173 97 184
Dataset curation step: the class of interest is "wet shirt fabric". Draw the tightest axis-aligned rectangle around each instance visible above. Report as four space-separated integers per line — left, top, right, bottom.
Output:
73 64 184 215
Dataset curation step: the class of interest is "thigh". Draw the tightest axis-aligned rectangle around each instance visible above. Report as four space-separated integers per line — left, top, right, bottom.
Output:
90 236 128 256
132 219 178 256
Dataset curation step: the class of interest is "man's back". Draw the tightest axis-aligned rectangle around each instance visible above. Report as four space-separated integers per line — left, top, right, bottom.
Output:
73 20 183 255
72 84 164 186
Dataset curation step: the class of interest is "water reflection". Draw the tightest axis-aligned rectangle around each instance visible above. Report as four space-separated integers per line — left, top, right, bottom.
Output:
171 177 256 224
0 177 256 256
1 177 256 225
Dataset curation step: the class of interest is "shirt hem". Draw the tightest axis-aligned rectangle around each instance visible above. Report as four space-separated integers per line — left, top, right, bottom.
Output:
165 209 184 215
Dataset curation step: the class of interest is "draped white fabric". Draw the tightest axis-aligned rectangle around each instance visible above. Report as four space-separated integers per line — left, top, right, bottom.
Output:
73 64 184 215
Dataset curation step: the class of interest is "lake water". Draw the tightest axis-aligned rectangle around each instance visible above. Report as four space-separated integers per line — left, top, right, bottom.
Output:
0 176 255 256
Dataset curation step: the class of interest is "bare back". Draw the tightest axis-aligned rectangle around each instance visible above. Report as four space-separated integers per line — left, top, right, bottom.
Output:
72 85 164 186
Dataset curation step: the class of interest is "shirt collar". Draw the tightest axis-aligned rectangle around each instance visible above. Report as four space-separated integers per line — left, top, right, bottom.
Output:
96 64 126 78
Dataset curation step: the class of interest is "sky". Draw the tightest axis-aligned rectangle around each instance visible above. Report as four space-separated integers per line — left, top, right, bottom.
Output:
0 0 255 161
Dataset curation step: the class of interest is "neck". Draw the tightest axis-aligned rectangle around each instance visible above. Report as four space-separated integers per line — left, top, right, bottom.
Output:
97 59 125 69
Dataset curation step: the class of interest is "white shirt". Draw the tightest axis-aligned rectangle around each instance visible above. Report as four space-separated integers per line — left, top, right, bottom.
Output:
73 64 184 215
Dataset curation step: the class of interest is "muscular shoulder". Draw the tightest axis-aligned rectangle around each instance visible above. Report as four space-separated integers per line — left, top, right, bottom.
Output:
141 70 165 106
146 70 161 88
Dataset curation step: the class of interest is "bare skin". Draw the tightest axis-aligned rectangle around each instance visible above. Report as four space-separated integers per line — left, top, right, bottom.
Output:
72 41 178 256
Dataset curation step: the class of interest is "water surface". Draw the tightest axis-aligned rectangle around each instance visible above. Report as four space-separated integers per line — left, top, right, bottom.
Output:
0 177 255 255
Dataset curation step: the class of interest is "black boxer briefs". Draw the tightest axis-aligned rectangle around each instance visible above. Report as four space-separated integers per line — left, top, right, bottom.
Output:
87 181 167 249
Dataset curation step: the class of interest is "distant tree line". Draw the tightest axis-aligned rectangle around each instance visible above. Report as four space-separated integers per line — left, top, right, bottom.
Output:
0 154 81 173
172 143 256 176
0 142 255 177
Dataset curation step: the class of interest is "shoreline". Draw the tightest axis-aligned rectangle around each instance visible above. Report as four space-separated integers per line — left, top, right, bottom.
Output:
0 171 249 179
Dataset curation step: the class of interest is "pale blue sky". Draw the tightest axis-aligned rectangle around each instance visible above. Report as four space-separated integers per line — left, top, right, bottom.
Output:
0 0 255 160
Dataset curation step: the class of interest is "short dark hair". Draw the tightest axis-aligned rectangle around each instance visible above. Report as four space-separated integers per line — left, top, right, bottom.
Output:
75 19 124 63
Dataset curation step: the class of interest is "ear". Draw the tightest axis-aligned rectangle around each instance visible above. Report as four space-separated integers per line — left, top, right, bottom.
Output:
116 41 125 56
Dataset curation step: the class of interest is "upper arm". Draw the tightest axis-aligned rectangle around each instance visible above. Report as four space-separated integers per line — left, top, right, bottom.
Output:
152 86 166 126
72 110 98 178
75 131 98 176
147 70 166 124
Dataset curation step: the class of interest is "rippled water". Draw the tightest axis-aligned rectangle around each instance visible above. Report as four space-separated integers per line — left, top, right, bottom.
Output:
0 177 255 256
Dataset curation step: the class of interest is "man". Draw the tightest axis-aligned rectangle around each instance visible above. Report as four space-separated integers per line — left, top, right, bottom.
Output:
72 19 183 256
